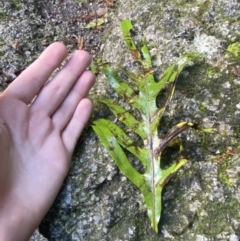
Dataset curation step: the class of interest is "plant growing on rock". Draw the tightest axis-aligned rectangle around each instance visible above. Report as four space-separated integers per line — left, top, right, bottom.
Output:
92 19 212 233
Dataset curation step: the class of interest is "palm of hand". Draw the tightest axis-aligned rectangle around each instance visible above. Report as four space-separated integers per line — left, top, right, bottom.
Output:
0 96 69 206
0 42 95 240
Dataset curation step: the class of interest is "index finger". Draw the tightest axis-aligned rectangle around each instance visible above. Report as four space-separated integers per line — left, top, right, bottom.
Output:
3 42 68 104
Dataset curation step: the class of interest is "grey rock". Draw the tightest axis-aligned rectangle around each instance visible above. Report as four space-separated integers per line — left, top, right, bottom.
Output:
1 0 240 240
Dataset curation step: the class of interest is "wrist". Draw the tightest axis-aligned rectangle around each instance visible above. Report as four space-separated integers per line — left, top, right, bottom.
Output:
0 193 38 241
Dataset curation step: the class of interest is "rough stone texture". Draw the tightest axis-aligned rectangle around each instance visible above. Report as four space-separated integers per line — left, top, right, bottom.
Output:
29 230 48 241
1 0 240 240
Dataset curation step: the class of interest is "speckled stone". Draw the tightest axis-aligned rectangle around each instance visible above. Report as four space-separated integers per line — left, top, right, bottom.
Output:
1 0 240 240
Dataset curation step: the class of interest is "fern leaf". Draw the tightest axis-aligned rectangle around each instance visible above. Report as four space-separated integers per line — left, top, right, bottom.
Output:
93 19 212 233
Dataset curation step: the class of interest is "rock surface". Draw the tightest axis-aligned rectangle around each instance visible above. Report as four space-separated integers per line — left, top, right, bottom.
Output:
1 0 240 240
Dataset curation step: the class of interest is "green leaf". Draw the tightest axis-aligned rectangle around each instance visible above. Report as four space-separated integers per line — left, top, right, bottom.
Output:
93 19 213 233
93 118 149 168
92 121 144 187
102 65 143 111
100 98 147 140
84 12 108 29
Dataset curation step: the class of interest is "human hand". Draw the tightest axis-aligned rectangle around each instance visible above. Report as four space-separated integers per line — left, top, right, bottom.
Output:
0 42 95 241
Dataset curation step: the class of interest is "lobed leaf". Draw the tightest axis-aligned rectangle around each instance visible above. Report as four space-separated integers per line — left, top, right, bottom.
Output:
102 65 143 111
93 118 149 168
121 19 142 63
93 19 213 233
100 98 147 140
92 121 144 188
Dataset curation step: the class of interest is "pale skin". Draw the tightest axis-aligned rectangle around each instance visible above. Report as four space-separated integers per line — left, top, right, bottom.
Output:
0 42 95 241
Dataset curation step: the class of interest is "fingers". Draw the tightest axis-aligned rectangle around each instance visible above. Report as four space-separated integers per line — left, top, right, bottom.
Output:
52 70 95 130
3 42 68 104
62 98 92 153
31 50 92 116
